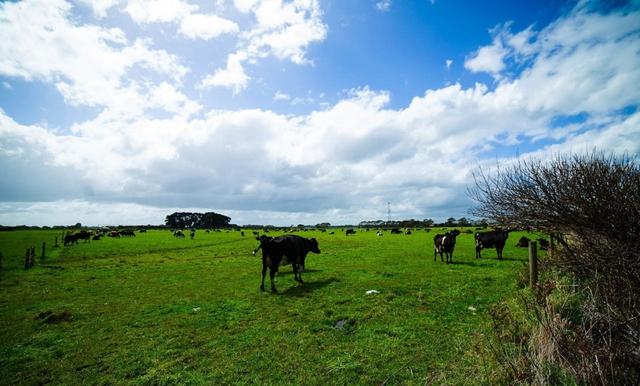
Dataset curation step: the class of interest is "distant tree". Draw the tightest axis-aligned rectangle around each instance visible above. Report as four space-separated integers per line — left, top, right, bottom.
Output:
422 219 434 227
165 212 230 229
444 217 457 227
74 222 82 228
457 217 470 227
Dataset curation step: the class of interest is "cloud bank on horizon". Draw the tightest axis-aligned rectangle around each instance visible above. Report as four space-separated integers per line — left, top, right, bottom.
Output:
0 0 639 226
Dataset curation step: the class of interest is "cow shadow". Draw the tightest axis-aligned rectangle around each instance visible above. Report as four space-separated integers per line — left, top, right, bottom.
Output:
278 268 322 276
279 277 339 297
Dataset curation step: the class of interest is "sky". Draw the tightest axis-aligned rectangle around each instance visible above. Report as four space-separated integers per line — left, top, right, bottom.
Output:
0 0 639 226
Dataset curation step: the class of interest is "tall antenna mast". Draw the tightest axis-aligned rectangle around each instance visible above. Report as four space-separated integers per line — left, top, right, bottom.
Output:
387 202 391 222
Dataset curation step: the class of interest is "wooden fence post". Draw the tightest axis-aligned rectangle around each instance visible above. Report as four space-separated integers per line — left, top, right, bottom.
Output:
54 236 59 248
41 242 46 260
0 252 3 271
529 241 538 287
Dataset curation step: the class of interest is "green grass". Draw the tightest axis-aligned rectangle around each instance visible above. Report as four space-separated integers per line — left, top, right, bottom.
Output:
0 228 545 385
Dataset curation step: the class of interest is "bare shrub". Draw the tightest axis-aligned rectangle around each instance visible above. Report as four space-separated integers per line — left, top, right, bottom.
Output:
470 152 640 385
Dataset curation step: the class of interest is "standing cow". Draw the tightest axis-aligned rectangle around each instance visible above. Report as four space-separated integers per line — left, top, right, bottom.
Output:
253 234 320 292
433 229 460 264
475 230 509 259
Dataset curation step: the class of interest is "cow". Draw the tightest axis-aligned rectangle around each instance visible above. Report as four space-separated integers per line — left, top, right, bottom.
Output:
174 230 185 239
475 229 509 259
240 231 245 237
390 228 402 234
405 230 412 235
516 236 530 247
120 230 135 237
190 230 195 239
75 230 92 242
537 238 550 250
345 229 356 236
434 229 460 264
376 231 383 237
64 233 78 246
253 234 320 292
139 229 147 233
108 231 120 238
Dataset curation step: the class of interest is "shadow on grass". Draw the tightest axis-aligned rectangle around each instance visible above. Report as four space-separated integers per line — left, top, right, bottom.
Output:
278 268 322 276
279 277 339 297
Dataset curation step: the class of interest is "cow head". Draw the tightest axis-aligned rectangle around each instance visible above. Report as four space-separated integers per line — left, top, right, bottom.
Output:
308 238 320 253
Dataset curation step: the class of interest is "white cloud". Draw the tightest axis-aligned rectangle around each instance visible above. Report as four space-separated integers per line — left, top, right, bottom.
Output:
77 0 121 18
199 52 250 93
0 0 188 113
124 0 196 24
464 37 507 75
273 91 291 101
178 12 239 40
376 0 391 12
202 0 327 91
445 59 452 69
1 2 639 225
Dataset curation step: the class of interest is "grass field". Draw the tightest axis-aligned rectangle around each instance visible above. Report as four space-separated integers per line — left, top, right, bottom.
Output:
0 228 543 385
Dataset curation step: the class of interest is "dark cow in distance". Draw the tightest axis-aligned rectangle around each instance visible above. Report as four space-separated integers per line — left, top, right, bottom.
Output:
253 234 320 292
475 229 509 259
120 229 135 237
433 229 460 264
516 236 530 247
345 229 356 236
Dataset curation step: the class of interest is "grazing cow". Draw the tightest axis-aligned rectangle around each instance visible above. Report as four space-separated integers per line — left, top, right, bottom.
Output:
253 234 320 292
75 230 92 243
345 229 356 236
252 231 259 237
174 230 185 239
329 231 335 235
434 230 460 264
405 230 412 235
108 230 120 238
376 231 383 237
190 230 195 239
516 236 530 247
475 230 509 259
64 233 78 246
240 231 245 237
92 235 101 241
139 229 147 233
120 230 135 237
390 228 402 234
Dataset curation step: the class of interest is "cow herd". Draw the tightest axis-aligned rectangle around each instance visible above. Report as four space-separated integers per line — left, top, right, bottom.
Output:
64 226 546 292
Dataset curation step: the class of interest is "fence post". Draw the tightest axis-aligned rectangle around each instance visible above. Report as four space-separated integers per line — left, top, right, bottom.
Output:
41 242 46 260
0 252 3 271
54 236 59 248
25 248 31 269
529 241 538 287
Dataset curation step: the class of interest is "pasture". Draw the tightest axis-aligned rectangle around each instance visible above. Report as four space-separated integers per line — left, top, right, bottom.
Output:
0 228 541 384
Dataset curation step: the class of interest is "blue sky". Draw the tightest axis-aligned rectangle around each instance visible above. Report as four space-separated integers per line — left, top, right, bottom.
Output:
0 0 639 226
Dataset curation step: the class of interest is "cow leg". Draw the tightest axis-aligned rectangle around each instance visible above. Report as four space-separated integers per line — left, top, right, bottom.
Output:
260 262 267 291
270 267 277 292
293 263 303 283
497 247 503 260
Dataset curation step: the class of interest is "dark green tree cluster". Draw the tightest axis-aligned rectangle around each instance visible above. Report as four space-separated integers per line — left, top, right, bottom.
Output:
165 212 231 229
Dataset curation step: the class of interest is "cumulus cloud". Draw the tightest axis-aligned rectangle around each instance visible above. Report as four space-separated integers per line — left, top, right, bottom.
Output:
0 0 189 115
202 0 327 91
178 12 239 40
464 37 507 75
1 2 639 225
